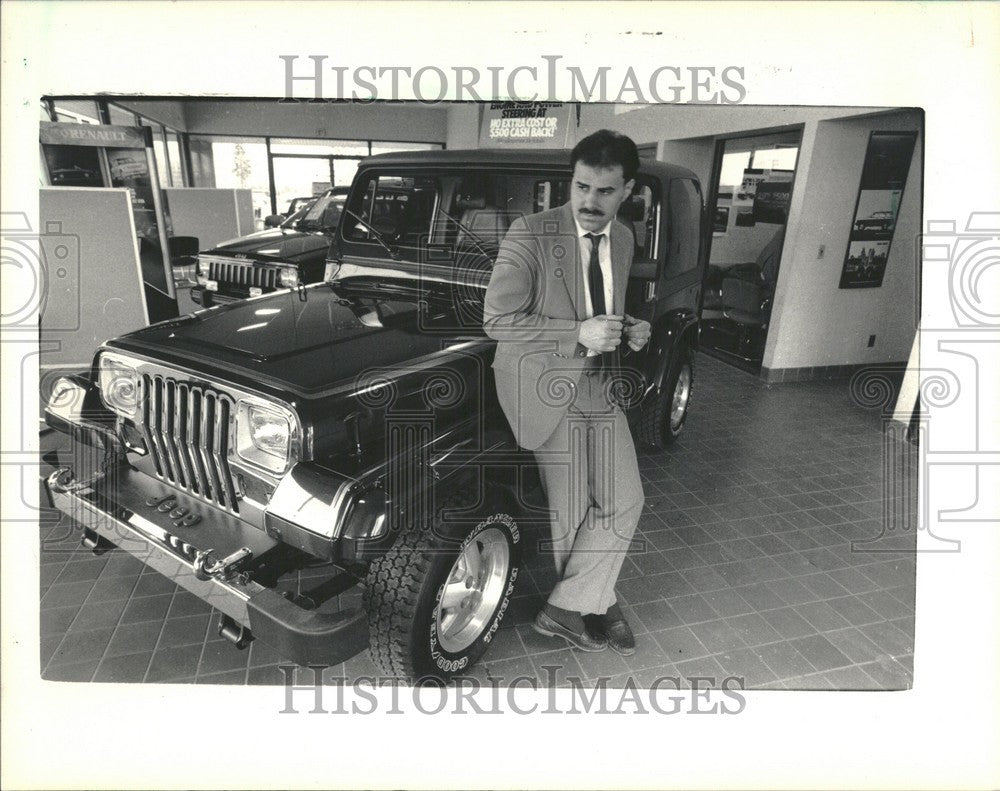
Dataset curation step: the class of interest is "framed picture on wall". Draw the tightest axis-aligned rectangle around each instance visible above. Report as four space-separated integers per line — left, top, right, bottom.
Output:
839 131 917 288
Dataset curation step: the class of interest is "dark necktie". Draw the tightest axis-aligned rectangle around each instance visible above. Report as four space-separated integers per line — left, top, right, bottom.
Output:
584 232 606 316
584 232 621 389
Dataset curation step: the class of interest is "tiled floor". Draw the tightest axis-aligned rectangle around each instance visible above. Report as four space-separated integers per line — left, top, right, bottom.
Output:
39 355 916 688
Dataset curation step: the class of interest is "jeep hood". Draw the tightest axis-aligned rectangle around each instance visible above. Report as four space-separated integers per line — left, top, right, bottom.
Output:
203 228 333 267
108 284 483 401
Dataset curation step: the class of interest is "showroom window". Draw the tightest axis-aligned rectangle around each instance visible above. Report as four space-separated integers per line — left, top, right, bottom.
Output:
141 121 171 187
195 136 271 224
107 103 138 126
51 99 101 124
270 138 369 156
189 134 444 227
187 136 215 187
165 129 184 187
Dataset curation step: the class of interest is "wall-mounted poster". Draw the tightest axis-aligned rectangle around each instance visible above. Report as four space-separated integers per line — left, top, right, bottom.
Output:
42 145 104 187
107 146 170 294
840 131 917 288
479 102 577 148
842 240 890 288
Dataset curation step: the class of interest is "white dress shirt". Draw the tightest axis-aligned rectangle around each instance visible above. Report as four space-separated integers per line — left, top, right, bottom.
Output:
574 217 615 318
574 217 615 356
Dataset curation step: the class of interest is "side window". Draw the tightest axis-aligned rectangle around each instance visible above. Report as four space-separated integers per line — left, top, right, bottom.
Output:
345 174 439 252
534 180 570 212
442 171 570 254
616 181 658 261
343 169 571 265
663 178 702 278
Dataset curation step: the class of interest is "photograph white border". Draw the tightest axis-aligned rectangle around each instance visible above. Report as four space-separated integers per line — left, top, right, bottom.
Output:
3 2 998 789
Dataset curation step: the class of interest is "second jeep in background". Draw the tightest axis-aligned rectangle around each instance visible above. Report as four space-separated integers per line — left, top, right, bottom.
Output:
191 187 348 307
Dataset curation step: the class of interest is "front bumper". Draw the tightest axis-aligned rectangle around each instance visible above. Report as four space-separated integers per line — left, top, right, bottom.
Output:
45 467 368 668
191 285 277 307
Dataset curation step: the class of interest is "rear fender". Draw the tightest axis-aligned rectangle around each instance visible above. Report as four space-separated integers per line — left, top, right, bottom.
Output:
648 311 698 396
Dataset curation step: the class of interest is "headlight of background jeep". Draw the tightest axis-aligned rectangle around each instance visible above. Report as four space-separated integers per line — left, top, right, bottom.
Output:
98 354 139 417
235 399 296 474
278 267 299 288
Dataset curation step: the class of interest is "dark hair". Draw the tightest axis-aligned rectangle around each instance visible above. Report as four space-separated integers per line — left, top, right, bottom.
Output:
570 129 640 183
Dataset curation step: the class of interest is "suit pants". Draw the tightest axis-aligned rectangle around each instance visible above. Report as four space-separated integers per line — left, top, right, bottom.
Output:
533 363 645 615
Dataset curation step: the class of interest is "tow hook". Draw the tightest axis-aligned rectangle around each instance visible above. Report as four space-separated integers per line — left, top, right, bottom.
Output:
81 527 114 555
192 546 253 581
218 614 253 649
52 467 75 491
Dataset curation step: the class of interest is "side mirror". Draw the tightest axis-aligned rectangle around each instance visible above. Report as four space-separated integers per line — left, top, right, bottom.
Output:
264 214 284 228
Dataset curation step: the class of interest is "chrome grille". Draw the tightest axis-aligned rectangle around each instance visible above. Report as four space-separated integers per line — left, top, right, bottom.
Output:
204 258 279 289
138 374 240 513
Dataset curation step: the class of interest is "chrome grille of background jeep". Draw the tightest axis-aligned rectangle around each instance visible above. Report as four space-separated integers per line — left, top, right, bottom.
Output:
137 374 241 513
205 259 279 289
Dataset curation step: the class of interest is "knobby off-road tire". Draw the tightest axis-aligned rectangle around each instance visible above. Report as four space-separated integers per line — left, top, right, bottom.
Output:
637 348 695 450
363 485 521 681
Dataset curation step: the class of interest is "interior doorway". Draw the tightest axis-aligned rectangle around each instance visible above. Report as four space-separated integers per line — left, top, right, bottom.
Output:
700 129 802 373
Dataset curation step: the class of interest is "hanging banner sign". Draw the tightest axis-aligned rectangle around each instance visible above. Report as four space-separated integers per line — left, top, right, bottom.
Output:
479 102 577 148
40 121 149 148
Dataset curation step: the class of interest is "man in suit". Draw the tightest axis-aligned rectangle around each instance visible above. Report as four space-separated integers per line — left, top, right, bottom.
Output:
483 130 651 655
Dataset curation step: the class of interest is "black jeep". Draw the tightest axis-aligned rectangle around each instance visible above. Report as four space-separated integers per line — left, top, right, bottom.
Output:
190 187 348 307
44 149 706 680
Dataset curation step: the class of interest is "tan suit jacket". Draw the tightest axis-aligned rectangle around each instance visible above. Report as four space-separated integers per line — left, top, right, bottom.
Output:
483 202 635 450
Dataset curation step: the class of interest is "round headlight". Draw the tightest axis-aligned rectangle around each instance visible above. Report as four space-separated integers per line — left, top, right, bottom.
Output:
98 355 139 417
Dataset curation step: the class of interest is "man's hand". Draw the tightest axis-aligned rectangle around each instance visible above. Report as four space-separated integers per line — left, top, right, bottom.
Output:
578 314 624 352
623 314 652 352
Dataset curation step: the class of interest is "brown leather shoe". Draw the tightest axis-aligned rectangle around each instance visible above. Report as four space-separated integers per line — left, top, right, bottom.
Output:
584 612 636 656
533 611 607 652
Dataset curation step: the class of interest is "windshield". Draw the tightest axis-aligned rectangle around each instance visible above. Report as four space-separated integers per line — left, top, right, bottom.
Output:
281 199 318 228
298 192 347 231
